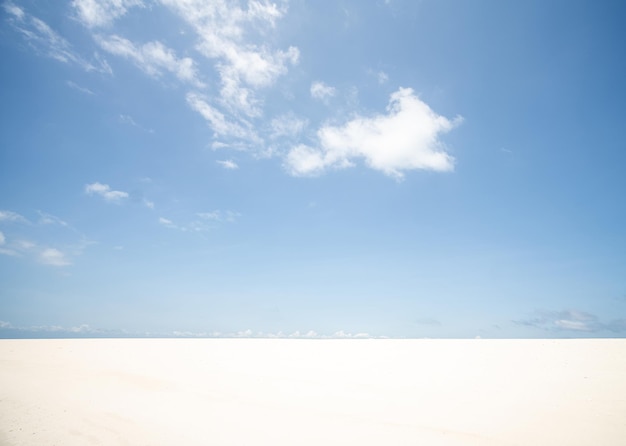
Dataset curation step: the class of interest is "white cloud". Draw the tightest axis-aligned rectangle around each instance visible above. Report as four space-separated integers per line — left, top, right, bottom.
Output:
0 248 19 257
310 81 336 102
377 71 389 84
96 35 204 87
85 182 129 202
196 210 240 223
39 248 71 266
3 2 25 20
270 113 307 139
158 217 176 228
285 88 461 178
0 211 90 265
66 80 95 95
160 0 299 117
216 159 239 169
285 144 329 176
186 92 258 141
516 309 626 333
4 5 110 73
119 114 138 126
72 0 144 28
37 211 69 227
0 210 29 223
160 210 240 232
16 240 36 250
143 198 155 209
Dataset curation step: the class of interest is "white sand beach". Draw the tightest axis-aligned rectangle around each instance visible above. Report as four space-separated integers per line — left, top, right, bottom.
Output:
1 339 625 445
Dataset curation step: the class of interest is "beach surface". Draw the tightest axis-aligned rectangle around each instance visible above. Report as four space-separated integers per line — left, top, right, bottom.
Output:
1 339 625 445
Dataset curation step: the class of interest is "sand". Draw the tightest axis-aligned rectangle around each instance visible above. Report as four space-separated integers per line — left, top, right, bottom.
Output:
0 339 625 445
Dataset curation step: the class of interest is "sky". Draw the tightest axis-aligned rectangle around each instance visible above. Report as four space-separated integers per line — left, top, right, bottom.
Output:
1 0 625 338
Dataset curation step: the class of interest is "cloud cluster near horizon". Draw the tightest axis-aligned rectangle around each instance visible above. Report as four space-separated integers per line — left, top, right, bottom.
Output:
0 320 375 339
516 309 626 333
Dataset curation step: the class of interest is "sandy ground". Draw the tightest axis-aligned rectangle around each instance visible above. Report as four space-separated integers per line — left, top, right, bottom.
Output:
0 339 625 445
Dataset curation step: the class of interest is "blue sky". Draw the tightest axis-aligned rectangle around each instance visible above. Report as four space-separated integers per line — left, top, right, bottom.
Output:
1 0 625 338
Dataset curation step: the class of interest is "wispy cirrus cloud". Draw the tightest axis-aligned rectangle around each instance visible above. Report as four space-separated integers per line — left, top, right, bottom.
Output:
186 92 259 142
119 114 154 133
0 210 29 224
66 80 95 95
85 182 129 203
3 2 111 73
196 210 240 223
0 222 71 266
96 35 204 87
515 309 626 333
37 211 69 227
285 88 461 179
72 0 144 28
158 210 240 232
0 231 16 256
158 217 177 229
216 159 239 170
70 0 299 144
270 113 307 140
160 0 299 117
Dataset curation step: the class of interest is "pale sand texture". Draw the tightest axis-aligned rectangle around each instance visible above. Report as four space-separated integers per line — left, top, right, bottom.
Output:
1 339 625 445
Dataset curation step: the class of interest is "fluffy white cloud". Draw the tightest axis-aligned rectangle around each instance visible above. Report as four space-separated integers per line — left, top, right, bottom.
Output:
310 81 336 102
96 35 204 87
39 248 71 266
85 182 129 202
72 0 144 28
286 88 461 178
216 159 239 169
0 231 5 245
